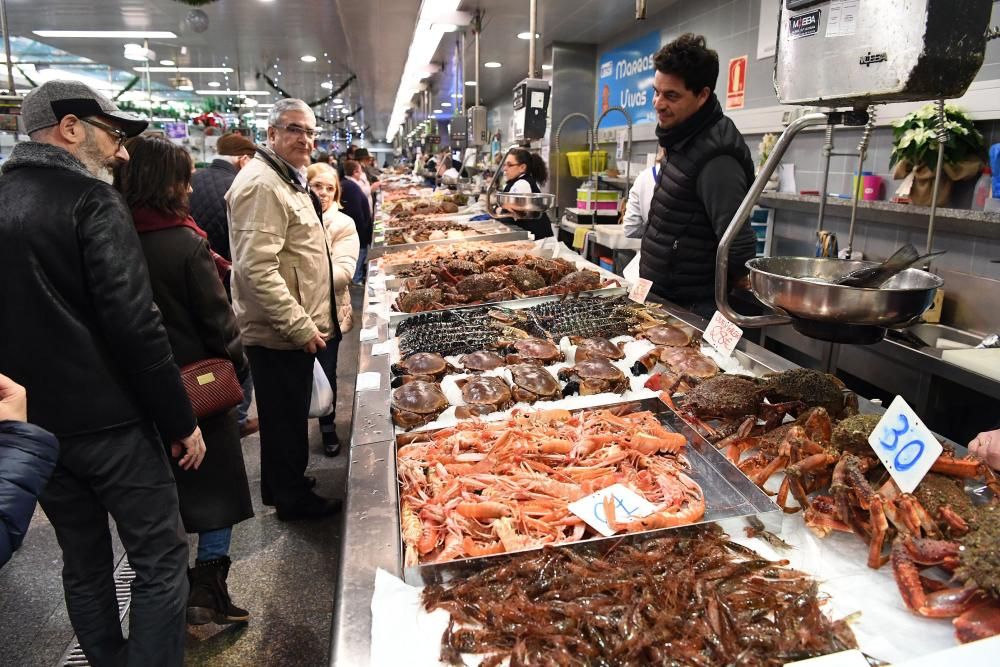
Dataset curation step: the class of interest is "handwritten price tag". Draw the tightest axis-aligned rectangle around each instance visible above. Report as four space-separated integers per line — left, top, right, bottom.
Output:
568 484 655 537
704 311 743 358
868 396 943 494
628 277 653 304
359 327 379 342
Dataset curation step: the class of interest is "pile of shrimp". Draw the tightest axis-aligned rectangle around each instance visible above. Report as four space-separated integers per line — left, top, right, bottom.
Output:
397 406 703 566
423 524 858 666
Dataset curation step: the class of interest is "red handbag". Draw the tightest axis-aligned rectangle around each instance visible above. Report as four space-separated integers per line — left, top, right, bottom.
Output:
179 358 244 419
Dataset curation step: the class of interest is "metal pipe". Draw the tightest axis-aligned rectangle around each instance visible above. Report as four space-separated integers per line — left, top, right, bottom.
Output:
0 0 13 94
716 111 830 327
595 105 634 196
635 0 647 20
845 105 876 257
553 112 593 220
817 121 835 233
473 12 481 107
926 99 947 265
459 32 466 115
528 0 537 79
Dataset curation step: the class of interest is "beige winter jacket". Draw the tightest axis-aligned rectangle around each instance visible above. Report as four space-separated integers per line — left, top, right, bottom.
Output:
323 203 359 334
227 152 334 349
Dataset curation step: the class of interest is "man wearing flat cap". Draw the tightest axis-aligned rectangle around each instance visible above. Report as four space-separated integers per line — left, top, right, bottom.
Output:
0 80 203 666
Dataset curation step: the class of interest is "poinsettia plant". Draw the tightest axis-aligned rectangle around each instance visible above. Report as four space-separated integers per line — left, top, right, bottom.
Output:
890 103 984 168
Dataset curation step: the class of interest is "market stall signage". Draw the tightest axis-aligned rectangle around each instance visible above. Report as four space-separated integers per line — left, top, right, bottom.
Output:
726 55 748 111
789 9 821 39
704 311 743 357
595 30 661 128
867 396 942 494
628 277 653 304
568 484 655 537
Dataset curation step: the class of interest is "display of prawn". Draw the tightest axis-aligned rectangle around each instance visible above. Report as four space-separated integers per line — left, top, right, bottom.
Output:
392 253 618 313
422 523 858 666
396 406 700 567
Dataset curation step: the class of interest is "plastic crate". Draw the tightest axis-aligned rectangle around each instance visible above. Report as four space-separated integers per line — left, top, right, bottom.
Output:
566 151 608 178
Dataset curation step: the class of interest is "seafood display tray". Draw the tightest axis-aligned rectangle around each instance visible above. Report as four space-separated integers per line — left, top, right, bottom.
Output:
368 225 530 260
396 397 779 587
386 286 629 328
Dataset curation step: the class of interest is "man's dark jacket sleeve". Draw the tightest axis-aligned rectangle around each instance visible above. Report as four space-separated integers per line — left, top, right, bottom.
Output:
0 420 58 567
696 155 758 278
76 187 197 442
341 180 373 246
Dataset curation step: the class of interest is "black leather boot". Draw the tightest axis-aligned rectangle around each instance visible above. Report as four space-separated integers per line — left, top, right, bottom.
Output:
186 556 250 625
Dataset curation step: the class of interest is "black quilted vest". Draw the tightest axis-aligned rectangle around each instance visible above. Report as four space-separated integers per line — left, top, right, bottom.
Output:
641 97 754 304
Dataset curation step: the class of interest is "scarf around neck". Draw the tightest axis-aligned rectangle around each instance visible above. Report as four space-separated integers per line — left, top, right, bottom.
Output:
655 93 724 150
131 207 231 280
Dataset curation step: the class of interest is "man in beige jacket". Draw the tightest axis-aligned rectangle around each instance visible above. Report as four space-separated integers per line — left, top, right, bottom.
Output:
227 99 340 521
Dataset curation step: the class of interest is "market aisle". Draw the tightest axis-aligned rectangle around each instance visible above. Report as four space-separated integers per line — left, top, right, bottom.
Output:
0 287 361 667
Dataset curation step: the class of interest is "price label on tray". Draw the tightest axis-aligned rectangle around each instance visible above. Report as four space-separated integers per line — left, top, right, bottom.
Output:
867 396 942 494
628 277 653 304
704 311 743 358
568 484 656 537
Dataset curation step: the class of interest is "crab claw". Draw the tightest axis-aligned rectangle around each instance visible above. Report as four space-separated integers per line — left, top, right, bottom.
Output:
562 380 581 397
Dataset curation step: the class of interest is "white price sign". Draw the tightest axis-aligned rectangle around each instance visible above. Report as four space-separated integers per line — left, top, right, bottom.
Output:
867 396 943 494
784 648 870 666
568 484 656 537
704 311 743 357
628 277 653 304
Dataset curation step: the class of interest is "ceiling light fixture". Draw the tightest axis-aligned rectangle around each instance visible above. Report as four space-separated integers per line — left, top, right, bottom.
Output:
385 0 463 141
333 97 343 104
542 64 553 70
484 61 502 68
134 66 234 73
34 30 178 39
123 43 155 62
301 55 316 63
517 32 540 40
159 59 175 67
430 23 458 32
441 102 451 107
207 81 221 87
195 89 271 96
464 80 477 86
321 82 333 90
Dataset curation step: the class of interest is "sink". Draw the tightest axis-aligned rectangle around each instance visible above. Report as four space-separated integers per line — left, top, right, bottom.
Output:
902 323 984 349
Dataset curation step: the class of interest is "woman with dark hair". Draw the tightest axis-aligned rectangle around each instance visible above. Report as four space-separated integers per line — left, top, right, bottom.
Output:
498 148 553 239
113 136 253 626
342 159 374 284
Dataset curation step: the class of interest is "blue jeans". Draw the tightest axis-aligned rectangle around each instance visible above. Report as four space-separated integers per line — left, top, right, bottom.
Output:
353 245 369 284
237 373 254 426
196 527 232 562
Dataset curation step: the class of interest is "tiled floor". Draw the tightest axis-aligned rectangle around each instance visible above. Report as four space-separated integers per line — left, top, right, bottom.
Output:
0 287 362 667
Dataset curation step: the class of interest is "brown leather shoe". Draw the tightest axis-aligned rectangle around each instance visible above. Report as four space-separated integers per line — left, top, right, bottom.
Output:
239 417 259 438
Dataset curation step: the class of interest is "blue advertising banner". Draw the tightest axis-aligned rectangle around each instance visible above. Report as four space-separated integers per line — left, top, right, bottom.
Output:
595 30 662 128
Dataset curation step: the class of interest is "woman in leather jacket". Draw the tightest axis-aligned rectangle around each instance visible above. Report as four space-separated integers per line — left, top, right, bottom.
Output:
114 136 253 626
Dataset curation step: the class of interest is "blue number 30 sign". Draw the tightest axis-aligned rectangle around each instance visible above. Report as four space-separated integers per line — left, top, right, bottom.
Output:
867 396 943 493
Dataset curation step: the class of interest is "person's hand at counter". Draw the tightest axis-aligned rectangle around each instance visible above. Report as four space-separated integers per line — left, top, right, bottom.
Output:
968 429 1000 471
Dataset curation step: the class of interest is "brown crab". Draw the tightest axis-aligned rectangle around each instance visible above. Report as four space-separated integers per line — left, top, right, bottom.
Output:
432 259 483 283
518 256 576 283
459 350 506 373
391 381 450 430
452 273 510 302
391 352 456 386
634 323 693 347
760 369 858 419
395 287 447 313
508 364 562 404
496 265 546 292
558 358 629 396
482 250 521 269
501 337 564 365
570 337 625 363
454 376 513 418
633 346 719 383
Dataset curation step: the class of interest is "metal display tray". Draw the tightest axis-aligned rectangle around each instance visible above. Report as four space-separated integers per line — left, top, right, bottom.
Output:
368 225 529 260
387 285 628 327
396 397 779 587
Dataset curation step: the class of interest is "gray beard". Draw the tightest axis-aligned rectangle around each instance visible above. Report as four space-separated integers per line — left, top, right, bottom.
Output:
77 131 116 183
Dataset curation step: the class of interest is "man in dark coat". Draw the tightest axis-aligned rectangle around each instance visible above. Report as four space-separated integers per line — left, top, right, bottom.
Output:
189 132 259 437
642 34 758 318
0 373 58 569
0 81 204 667
190 132 256 262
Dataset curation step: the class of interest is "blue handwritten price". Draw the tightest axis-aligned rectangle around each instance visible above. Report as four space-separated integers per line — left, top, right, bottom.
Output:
568 484 655 537
867 396 942 493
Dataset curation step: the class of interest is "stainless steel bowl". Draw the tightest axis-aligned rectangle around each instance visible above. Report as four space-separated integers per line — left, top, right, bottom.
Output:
494 192 555 213
746 257 943 326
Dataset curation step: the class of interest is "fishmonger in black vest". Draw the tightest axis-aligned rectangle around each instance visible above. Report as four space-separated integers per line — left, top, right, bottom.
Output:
642 34 757 318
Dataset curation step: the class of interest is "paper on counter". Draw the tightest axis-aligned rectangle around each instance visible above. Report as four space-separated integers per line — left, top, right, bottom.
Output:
371 341 393 356
359 327 379 342
355 372 381 392
370 569 450 667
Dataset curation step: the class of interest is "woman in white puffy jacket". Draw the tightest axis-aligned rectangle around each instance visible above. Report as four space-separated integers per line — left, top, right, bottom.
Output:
306 163 360 456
